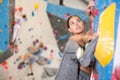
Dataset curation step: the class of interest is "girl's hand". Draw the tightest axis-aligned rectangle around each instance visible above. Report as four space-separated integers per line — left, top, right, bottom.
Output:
86 1 95 22
86 1 95 16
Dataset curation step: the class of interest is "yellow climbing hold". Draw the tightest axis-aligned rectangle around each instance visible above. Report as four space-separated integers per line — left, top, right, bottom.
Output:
34 3 40 10
95 3 116 67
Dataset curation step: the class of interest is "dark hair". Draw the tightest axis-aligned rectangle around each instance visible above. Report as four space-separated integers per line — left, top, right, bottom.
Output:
67 15 82 28
22 14 27 21
22 14 26 19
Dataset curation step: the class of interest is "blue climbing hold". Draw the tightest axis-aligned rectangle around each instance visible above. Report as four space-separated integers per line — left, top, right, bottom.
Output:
32 11 34 16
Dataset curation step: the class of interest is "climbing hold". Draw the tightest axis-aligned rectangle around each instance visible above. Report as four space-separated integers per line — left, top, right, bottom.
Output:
36 39 39 43
44 0 48 1
47 60 51 64
51 50 53 53
58 52 63 59
1 61 7 67
34 3 40 10
5 41 8 44
18 6 23 12
44 46 48 50
16 58 19 61
18 64 23 69
33 41 36 45
18 62 24 70
53 29 59 37
95 3 116 67
26 62 29 65
57 19 61 22
19 56 22 60
9 76 13 80
60 46 64 51
0 29 2 32
58 34 69 41
91 8 98 17
14 8 17 14
0 0 2 3
0 50 3 55
4 66 8 70
64 13 71 19
32 11 34 16
14 61 16 64
39 22 42 25
31 35 34 38
18 38 20 41
13 20 16 25
19 41 22 44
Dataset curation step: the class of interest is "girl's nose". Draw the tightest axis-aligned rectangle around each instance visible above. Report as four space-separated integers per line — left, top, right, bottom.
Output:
75 22 79 26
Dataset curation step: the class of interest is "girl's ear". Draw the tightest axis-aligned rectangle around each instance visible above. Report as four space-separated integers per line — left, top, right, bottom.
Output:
68 28 72 33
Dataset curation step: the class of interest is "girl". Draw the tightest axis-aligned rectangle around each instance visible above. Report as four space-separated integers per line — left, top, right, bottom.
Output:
55 2 98 80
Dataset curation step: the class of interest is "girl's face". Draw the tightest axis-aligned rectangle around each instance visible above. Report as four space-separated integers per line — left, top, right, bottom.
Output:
68 16 84 34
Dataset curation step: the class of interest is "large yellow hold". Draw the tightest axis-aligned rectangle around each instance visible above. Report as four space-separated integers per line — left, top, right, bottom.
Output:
0 0 2 3
95 3 116 67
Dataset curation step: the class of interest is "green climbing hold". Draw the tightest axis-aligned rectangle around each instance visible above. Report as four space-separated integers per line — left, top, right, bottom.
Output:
0 50 3 55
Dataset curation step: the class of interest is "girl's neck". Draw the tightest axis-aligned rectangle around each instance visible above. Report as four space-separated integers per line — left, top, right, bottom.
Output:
74 32 84 37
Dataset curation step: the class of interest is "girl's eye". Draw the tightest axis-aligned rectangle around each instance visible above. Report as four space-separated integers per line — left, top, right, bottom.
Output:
70 22 74 26
77 19 81 22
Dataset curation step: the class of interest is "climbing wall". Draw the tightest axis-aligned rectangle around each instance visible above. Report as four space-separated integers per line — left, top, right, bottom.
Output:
0 0 13 64
0 0 8 52
94 0 120 80
0 0 91 80
1 0 119 80
0 0 60 80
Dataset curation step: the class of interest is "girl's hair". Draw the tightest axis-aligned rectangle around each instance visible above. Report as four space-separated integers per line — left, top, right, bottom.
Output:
67 15 82 28
22 14 26 19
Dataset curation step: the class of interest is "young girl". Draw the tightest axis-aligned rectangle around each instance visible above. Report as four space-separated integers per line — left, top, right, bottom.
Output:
12 14 27 53
55 2 98 80
18 42 47 76
55 15 95 80
12 14 27 43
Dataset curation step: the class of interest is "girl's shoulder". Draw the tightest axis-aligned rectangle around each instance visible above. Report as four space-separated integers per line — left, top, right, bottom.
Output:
64 38 79 53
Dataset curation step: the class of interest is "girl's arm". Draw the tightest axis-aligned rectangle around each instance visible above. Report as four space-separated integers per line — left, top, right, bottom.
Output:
86 1 95 23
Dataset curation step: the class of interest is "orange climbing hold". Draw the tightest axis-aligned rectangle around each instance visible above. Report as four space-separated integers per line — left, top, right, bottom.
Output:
1 61 7 67
18 6 23 12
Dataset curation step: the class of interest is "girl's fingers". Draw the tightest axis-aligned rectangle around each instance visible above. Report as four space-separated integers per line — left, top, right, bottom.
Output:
87 1 95 13
88 1 95 8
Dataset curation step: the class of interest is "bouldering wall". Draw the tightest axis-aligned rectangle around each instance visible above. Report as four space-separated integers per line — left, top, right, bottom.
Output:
0 0 91 80
93 0 120 80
